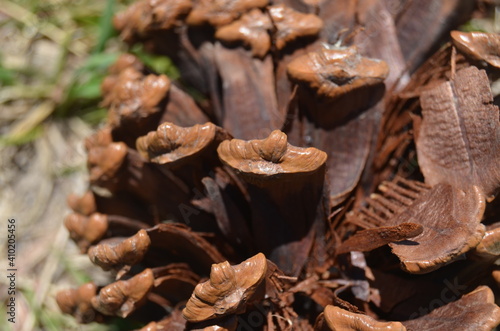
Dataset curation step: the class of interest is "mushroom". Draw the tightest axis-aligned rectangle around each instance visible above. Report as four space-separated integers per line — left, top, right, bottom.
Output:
415 66 500 201
451 30 500 68
186 0 269 27
64 213 109 252
56 283 102 324
91 268 155 317
314 305 406 330
88 229 151 271
183 253 267 323
217 130 328 275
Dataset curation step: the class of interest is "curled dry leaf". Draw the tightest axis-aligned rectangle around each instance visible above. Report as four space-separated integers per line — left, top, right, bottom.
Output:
64 213 108 252
114 0 192 41
88 229 151 271
451 30 500 68
315 305 406 331
186 0 269 27
56 283 100 324
287 45 389 99
353 178 485 273
268 4 323 50
91 268 154 318
215 9 272 58
415 66 500 200
101 67 171 129
218 130 327 180
136 122 231 166
336 223 423 255
183 253 267 323
402 286 500 331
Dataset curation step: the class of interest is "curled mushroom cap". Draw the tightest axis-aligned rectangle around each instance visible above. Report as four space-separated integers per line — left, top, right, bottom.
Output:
215 9 272 58
268 4 323 50
101 67 170 128
88 229 151 271
316 305 406 330
136 122 231 166
91 268 154 318
451 31 500 68
183 253 267 323
217 130 327 180
64 213 108 252
287 45 389 99
186 0 269 27
56 283 100 323
402 286 500 331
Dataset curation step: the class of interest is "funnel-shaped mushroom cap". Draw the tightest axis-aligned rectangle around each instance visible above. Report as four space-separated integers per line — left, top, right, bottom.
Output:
91 268 154 318
101 67 170 128
136 122 231 166
88 229 151 271
318 305 406 330
215 9 272 58
268 4 323 50
287 45 389 99
217 130 327 180
183 253 268 322
186 0 269 27
451 31 500 68
416 66 500 199
56 283 99 323
403 286 500 331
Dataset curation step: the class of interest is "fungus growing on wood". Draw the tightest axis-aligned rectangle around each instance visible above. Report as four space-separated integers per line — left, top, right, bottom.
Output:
185 0 268 27
451 30 500 68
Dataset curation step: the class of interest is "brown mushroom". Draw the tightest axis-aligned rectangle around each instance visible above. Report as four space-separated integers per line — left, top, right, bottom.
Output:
451 30 500 68
88 229 151 271
215 9 272 58
183 253 267 323
91 268 155 318
186 0 268 27
415 66 500 200
402 286 500 331
314 305 406 330
64 213 109 252
56 283 102 324
473 226 500 260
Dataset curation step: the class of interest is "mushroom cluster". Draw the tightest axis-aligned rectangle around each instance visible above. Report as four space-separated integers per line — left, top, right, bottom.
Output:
57 1 500 330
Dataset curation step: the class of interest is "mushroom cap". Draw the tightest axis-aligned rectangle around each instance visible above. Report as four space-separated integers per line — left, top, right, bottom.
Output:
451 30 500 68
136 122 230 167
56 283 99 323
287 45 389 99
217 130 327 181
64 213 109 252
186 0 269 27
87 142 128 190
474 226 500 258
183 253 268 322
319 305 406 330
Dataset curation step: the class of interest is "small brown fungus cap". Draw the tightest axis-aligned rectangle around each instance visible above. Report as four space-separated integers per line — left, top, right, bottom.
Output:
88 229 151 271
474 226 500 258
287 45 389 99
67 191 96 216
64 213 108 252
316 305 406 330
183 253 268 323
186 0 269 27
56 283 99 323
451 31 500 68
136 122 231 166
215 9 272 58
91 268 154 318
402 286 500 331
217 130 327 180
101 67 170 128
87 141 128 190
268 4 323 50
